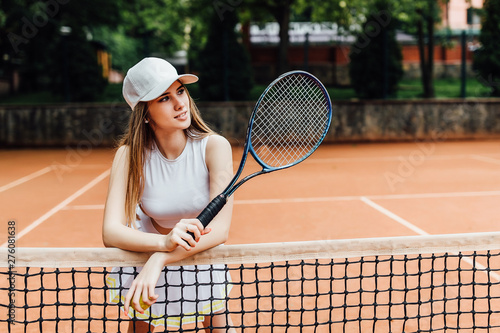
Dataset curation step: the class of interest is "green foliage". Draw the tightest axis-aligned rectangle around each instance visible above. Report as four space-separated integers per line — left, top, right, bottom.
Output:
186 0 213 75
0 0 125 101
116 0 188 58
348 0 403 99
473 0 500 97
1 77 493 104
49 34 108 102
395 0 442 34
296 0 370 32
0 0 191 102
92 26 142 73
197 9 253 101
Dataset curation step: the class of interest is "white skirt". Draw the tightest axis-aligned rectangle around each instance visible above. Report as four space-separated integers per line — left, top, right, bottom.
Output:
106 210 232 328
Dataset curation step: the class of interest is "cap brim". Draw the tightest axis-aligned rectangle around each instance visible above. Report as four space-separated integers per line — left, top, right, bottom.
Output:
140 74 199 102
178 74 198 85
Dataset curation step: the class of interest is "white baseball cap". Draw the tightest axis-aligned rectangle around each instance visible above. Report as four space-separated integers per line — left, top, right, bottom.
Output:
122 57 198 110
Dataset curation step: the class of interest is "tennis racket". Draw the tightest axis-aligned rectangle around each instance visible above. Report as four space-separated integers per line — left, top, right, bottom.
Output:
190 70 332 239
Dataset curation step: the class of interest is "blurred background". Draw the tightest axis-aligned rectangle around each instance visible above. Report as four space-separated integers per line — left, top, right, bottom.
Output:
0 0 499 146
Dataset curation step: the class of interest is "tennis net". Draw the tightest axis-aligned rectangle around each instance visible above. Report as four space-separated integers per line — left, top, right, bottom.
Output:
1 232 500 332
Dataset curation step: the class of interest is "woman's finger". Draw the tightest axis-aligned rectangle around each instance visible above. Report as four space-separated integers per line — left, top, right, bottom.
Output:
186 224 201 242
131 287 145 314
144 284 159 307
173 233 193 251
192 219 207 233
124 281 137 315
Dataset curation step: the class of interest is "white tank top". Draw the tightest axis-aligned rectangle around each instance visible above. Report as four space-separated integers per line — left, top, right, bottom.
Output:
140 136 211 229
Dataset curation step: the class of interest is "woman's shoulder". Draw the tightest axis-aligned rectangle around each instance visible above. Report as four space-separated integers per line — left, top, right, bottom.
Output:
107 145 131 177
116 144 130 155
206 134 231 152
204 134 232 173
113 144 131 161
114 144 149 158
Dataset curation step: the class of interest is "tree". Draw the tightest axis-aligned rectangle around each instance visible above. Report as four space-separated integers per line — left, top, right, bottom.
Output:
296 0 372 33
396 0 446 98
91 0 191 74
473 0 500 96
348 0 403 99
0 0 192 101
193 0 356 80
197 8 253 101
49 31 108 102
415 1 437 98
237 0 295 75
0 0 123 101
91 25 143 74
306 0 445 99
115 0 189 59
267 0 294 75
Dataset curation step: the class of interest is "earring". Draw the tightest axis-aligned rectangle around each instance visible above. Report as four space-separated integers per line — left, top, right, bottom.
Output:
145 119 149 124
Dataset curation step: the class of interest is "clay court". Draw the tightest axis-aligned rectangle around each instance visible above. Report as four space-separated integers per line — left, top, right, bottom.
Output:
1 139 500 248
1 139 500 332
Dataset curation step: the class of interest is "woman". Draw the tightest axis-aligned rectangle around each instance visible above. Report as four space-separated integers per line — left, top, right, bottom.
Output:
103 57 235 332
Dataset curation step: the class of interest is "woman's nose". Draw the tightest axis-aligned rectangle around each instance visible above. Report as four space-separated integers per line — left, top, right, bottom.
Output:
173 96 185 110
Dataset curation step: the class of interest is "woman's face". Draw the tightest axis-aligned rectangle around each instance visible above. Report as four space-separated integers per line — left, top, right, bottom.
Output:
147 80 191 132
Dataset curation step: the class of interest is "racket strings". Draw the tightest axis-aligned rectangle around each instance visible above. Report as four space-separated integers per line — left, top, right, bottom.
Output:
265 110 318 162
254 98 326 165
251 74 330 168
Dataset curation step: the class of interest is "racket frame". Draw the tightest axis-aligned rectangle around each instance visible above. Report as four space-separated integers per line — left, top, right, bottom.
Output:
222 70 332 198
193 70 332 231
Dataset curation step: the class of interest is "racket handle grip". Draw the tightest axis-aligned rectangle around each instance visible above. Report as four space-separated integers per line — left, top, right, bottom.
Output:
187 194 227 240
197 194 228 227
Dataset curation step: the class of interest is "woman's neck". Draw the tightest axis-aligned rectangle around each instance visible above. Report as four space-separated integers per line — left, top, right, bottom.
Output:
154 130 187 160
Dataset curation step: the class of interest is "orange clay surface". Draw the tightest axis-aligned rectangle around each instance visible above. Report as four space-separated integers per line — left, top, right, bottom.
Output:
1 140 500 247
2 140 500 332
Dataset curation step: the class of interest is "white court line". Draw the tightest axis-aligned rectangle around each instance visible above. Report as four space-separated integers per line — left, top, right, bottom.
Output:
234 190 500 205
470 155 500 165
63 189 500 209
63 204 105 210
0 166 52 193
369 190 500 200
360 196 500 282
235 196 360 205
48 187 500 281
360 197 429 235
54 164 111 168
0 164 110 194
0 169 110 248
66 190 500 209
305 154 489 164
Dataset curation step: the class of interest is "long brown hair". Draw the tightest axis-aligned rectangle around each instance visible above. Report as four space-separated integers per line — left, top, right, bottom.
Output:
119 86 214 226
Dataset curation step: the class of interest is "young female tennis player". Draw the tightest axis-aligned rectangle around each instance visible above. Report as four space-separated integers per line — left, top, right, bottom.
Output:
102 57 235 332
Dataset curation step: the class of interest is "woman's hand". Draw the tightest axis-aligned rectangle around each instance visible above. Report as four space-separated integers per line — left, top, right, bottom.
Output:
124 252 164 315
124 220 211 314
164 218 211 252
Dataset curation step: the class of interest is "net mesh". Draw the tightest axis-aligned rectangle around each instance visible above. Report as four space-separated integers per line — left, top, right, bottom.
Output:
1 232 500 332
251 73 331 168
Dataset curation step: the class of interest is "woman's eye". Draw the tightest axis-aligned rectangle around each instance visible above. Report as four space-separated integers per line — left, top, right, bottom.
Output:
160 96 169 102
178 88 185 95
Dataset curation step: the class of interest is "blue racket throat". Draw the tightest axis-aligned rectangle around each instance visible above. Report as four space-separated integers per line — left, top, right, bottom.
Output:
188 70 332 239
